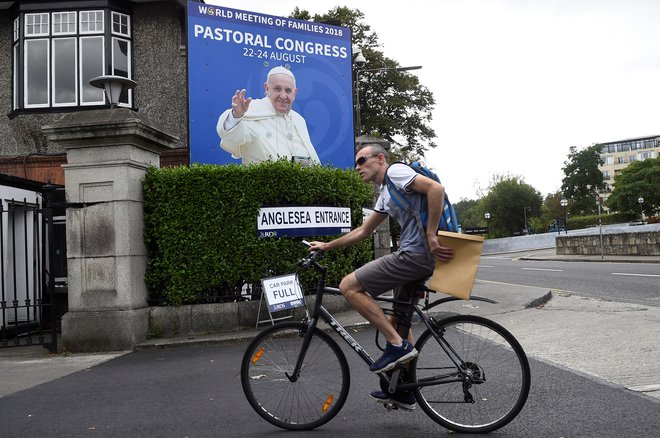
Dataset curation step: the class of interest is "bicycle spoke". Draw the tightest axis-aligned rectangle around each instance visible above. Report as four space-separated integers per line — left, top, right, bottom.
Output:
413 315 530 434
241 323 350 430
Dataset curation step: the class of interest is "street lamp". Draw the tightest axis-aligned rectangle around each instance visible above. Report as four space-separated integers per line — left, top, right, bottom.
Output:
523 206 531 234
560 198 568 234
484 212 491 238
638 196 644 222
353 54 422 136
89 75 136 108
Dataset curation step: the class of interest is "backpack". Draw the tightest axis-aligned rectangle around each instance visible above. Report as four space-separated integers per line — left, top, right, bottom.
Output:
385 161 460 234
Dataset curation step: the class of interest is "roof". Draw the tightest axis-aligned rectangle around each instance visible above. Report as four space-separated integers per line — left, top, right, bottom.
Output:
598 135 660 146
0 0 189 10
0 173 63 192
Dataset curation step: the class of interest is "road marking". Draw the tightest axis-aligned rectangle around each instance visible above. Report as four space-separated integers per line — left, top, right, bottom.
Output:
521 268 563 272
611 272 660 278
479 265 494 268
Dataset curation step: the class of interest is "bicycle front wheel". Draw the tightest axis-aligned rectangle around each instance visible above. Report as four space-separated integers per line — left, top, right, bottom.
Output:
240 322 350 430
412 315 530 433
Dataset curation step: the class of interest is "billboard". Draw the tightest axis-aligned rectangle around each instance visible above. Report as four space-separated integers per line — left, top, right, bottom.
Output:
187 2 355 168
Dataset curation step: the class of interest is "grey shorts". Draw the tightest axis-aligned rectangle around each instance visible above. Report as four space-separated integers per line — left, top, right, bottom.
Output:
354 250 435 299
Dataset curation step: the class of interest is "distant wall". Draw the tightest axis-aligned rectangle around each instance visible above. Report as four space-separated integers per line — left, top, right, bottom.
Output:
557 231 660 256
482 233 555 254
482 223 660 254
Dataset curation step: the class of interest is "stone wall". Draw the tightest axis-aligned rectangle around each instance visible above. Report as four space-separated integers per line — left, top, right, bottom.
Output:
149 294 351 338
556 231 660 256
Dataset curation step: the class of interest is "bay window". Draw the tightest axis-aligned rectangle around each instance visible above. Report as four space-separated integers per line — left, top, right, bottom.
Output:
12 8 132 111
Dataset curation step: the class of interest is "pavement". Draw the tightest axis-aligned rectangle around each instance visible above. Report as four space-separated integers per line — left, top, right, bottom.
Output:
1 250 659 403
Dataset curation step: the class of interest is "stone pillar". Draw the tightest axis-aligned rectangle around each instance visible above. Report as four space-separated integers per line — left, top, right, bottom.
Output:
43 109 178 352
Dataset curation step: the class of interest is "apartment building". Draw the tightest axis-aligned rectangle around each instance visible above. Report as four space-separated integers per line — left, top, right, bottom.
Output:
598 135 659 203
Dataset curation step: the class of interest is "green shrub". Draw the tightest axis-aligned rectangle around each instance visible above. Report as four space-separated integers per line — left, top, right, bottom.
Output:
567 212 635 230
143 161 374 305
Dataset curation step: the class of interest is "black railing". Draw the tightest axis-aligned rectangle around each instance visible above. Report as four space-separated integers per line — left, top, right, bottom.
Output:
0 198 57 352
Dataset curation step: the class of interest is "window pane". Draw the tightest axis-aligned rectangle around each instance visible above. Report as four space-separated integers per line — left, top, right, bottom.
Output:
53 38 77 105
25 39 49 106
80 36 104 104
80 10 104 34
112 38 129 77
53 12 77 35
112 38 130 104
13 44 18 109
13 17 19 41
112 12 130 37
26 13 49 37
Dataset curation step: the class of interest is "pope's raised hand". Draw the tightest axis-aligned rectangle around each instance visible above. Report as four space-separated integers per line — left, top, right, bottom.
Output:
231 89 252 118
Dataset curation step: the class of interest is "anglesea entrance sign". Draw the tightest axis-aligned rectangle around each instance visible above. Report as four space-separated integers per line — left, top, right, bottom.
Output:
257 206 351 238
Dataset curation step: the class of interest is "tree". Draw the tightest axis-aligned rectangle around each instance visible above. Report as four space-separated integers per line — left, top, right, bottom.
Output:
561 145 605 216
453 198 483 229
480 175 543 237
606 157 660 216
290 7 436 158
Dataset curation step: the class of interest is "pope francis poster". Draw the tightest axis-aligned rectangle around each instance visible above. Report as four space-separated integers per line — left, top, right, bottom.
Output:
187 2 355 169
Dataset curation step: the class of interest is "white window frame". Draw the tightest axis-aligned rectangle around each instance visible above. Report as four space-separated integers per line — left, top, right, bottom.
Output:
79 10 104 34
52 37 78 107
24 38 50 108
13 44 19 110
111 11 131 37
79 35 106 106
15 8 133 111
52 11 77 36
13 17 20 42
25 13 50 37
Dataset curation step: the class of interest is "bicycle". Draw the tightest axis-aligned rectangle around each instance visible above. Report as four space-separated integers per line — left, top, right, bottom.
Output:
240 245 531 433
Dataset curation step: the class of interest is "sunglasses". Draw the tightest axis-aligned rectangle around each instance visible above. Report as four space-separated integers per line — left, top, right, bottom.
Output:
355 154 379 166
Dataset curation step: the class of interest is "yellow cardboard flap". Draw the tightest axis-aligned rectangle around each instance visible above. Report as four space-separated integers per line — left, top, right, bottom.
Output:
427 231 484 300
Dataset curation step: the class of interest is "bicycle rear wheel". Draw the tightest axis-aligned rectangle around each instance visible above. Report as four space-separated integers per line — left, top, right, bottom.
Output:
240 322 350 430
412 315 530 433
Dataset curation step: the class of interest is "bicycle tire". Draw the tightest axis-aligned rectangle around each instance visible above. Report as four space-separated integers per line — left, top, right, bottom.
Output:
411 314 530 433
240 322 350 430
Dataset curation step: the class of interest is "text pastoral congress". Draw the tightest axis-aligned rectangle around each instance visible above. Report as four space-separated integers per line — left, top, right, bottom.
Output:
193 25 348 59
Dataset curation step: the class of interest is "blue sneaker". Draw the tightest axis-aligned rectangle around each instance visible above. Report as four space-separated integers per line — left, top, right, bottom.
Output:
370 390 417 411
369 340 418 373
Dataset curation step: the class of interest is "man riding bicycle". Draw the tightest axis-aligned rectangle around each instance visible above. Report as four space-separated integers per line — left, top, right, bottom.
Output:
308 144 454 410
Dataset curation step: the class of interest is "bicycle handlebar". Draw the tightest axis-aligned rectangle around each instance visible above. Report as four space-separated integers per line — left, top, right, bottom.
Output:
297 242 325 270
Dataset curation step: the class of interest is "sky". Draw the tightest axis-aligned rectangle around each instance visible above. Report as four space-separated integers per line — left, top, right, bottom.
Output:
204 0 660 201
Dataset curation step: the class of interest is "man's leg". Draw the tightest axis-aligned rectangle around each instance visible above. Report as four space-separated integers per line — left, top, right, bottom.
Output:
339 272 402 345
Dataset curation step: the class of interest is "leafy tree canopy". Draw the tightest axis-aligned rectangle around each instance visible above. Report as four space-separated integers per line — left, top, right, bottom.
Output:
561 145 605 215
481 174 543 237
606 157 660 216
290 7 436 159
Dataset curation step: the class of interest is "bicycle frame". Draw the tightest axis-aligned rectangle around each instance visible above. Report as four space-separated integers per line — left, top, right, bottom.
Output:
287 254 496 393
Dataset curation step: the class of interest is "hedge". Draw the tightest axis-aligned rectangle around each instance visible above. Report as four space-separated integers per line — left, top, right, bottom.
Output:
143 161 374 305
567 212 635 230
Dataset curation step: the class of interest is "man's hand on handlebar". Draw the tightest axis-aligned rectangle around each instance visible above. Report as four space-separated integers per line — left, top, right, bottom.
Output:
306 241 329 252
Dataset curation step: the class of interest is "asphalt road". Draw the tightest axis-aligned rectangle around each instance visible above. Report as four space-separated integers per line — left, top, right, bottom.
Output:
0 325 658 437
477 254 660 306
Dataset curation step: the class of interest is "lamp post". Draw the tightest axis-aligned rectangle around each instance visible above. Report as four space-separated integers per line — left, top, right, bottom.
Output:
560 198 568 234
638 196 644 222
596 194 604 259
523 206 531 234
353 59 422 136
484 212 491 238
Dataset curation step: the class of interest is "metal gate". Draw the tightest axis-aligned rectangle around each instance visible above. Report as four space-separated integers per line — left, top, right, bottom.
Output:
0 197 58 352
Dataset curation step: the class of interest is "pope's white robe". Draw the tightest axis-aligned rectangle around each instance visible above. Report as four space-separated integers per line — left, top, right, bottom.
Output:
216 97 319 165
